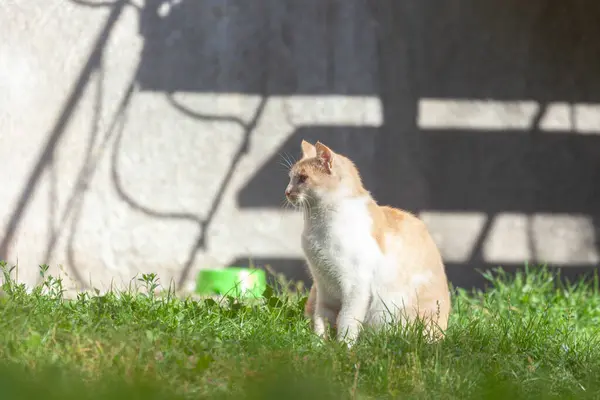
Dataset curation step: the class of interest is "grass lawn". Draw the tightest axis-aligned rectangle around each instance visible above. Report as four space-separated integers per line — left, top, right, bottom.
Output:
0 262 599 400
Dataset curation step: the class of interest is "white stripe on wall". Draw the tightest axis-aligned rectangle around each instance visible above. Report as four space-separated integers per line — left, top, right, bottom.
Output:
171 93 384 127
418 98 600 134
419 211 599 266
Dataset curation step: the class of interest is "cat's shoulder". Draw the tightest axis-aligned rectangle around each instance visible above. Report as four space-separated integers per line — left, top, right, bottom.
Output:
377 205 426 231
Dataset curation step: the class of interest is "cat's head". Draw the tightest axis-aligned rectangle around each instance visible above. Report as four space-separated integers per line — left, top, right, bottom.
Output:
284 140 366 207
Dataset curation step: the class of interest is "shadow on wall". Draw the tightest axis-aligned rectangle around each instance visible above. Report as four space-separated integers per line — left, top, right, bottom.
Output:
234 1 600 287
2 0 600 290
0 0 131 285
233 0 600 288
137 0 378 95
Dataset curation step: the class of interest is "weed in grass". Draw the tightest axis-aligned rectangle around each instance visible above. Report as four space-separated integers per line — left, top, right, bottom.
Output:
0 261 599 399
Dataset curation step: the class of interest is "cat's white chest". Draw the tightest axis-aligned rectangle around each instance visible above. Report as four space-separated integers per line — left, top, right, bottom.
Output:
302 198 382 292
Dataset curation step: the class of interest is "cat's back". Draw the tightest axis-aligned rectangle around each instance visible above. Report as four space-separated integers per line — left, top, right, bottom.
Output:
379 206 439 251
375 204 450 330
375 204 446 274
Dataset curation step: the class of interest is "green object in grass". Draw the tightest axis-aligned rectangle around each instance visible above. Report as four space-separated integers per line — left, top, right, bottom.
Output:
195 267 267 298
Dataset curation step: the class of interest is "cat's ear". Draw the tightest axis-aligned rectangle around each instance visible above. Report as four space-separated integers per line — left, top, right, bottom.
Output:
300 140 316 159
315 141 334 172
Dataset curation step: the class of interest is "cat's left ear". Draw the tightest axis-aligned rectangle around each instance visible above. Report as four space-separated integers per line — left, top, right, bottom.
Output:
300 140 316 159
315 141 334 172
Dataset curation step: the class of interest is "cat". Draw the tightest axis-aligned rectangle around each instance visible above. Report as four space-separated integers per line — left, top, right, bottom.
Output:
285 140 451 346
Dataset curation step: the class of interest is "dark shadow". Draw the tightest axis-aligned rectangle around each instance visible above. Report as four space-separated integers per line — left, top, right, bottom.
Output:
235 0 600 288
417 128 600 215
445 262 599 291
228 257 312 288
228 257 599 292
239 121 600 214
418 2 600 102
136 0 378 95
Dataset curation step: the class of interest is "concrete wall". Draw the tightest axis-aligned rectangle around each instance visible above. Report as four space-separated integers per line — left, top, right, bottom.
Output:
1 0 599 292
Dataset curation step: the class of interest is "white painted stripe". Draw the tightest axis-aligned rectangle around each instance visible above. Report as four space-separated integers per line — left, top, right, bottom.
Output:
419 211 488 263
568 104 600 134
171 93 384 126
284 95 383 126
419 211 599 266
418 99 539 131
418 98 600 134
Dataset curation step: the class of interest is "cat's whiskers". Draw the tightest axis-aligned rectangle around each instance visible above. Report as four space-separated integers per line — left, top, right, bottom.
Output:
282 195 299 212
277 198 291 225
300 195 315 217
299 198 306 214
278 152 296 171
279 198 288 210
286 152 297 167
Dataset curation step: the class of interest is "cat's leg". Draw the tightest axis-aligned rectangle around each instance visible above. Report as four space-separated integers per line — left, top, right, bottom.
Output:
313 305 337 339
304 285 317 318
370 294 411 328
336 287 370 346
313 289 338 339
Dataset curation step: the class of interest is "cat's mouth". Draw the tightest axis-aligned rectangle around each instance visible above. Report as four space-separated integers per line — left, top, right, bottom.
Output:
285 192 299 204
285 189 315 210
285 191 307 208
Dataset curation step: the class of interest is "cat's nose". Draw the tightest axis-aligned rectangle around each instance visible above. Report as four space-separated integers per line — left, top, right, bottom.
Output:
285 186 295 199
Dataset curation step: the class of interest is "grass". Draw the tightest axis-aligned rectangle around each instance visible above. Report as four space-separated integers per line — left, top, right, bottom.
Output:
0 262 600 399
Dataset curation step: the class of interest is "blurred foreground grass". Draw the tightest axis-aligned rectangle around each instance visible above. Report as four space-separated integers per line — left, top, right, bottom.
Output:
0 261 599 399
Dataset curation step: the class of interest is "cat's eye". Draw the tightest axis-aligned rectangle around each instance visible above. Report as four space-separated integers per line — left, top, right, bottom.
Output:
297 174 308 184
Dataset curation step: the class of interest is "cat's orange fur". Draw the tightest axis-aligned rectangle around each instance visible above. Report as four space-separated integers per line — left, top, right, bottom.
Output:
287 140 451 344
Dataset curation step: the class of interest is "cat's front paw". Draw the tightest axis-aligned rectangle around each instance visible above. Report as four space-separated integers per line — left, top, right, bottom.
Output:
336 328 359 348
313 320 328 339
340 336 356 349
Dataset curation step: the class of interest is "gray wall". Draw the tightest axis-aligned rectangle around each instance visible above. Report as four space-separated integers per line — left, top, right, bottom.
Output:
1 0 599 293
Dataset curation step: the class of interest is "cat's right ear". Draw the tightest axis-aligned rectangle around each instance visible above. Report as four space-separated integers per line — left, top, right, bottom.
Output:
315 141 334 172
301 140 316 159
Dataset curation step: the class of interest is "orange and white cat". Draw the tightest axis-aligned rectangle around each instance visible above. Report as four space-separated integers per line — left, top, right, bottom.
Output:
285 140 450 345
